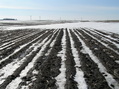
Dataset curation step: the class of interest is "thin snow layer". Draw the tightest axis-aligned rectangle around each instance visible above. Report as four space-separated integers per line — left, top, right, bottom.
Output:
55 30 66 89
68 29 87 89
4 22 119 34
74 30 119 89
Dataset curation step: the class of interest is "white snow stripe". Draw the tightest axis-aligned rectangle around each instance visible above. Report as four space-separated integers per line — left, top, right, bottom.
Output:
74 30 119 89
68 29 87 89
115 61 119 64
55 29 66 89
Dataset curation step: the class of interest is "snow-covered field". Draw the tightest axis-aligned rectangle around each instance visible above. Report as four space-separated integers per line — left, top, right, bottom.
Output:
0 21 119 33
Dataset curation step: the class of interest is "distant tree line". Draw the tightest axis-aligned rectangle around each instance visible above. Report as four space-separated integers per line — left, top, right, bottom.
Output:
2 18 17 20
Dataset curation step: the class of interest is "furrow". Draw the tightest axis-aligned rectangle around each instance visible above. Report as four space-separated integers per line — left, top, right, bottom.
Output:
55 29 67 89
68 29 87 89
64 29 77 89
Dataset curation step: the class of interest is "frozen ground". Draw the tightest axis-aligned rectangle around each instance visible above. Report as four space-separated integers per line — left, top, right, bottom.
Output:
0 21 119 34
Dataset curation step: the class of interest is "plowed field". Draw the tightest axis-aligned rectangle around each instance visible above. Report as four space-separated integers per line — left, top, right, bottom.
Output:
0 28 119 89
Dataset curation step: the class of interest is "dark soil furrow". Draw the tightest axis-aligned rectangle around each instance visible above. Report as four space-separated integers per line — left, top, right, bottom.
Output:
65 29 78 89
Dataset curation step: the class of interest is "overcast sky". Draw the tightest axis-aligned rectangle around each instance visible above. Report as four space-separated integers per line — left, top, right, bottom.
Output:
0 0 119 20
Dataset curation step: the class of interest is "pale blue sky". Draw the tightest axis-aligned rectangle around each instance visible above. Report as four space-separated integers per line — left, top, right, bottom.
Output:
0 0 119 20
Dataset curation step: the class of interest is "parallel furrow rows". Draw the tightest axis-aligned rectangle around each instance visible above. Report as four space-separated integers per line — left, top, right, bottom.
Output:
0 29 58 89
0 28 119 89
27 29 63 89
0 30 53 69
83 28 119 53
75 29 119 88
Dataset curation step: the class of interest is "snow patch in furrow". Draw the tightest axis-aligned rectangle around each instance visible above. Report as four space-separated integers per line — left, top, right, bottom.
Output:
75 30 119 89
115 61 119 64
83 30 119 55
6 30 58 89
55 29 66 89
68 29 87 89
